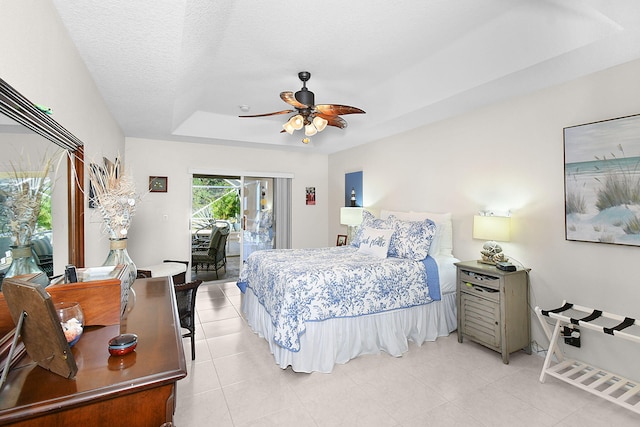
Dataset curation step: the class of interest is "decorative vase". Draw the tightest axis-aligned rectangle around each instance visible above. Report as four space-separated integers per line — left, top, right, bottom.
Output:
102 238 137 311
1 244 49 289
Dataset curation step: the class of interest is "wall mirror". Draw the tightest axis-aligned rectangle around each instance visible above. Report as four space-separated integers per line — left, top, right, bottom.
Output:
0 78 85 279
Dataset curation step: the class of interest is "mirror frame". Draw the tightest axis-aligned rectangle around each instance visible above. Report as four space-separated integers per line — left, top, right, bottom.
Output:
0 78 85 267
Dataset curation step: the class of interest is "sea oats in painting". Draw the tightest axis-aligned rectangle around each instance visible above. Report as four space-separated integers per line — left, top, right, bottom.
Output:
564 114 640 246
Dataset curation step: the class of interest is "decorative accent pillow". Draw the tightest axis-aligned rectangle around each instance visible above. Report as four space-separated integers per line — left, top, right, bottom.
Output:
380 209 453 257
356 226 394 259
387 215 436 260
411 211 453 257
351 211 393 247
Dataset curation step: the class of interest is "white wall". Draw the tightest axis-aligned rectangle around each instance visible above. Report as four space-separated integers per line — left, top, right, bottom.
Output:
0 0 125 269
4 0 640 382
124 138 328 268
329 58 640 379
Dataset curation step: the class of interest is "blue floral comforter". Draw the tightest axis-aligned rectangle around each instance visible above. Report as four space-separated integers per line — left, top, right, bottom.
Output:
237 246 438 352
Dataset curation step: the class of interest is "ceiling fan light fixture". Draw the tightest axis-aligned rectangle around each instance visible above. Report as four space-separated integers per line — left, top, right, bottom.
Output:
312 116 328 132
291 114 304 130
304 124 317 136
240 72 365 145
282 121 295 134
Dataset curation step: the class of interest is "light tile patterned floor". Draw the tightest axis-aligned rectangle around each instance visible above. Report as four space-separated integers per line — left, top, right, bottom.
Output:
173 280 640 426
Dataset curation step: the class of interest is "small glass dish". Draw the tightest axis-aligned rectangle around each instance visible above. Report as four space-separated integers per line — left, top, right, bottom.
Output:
56 301 84 347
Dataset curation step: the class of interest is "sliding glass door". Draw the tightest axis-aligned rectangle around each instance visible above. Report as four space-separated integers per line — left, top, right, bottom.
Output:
191 172 291 279
241 177 274 261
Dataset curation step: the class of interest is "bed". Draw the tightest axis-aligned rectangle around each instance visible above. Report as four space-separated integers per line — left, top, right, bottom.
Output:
237 210 458 373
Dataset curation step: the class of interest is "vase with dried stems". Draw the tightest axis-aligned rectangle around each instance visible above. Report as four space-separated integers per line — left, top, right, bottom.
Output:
88 157 141 309
0 153 57 289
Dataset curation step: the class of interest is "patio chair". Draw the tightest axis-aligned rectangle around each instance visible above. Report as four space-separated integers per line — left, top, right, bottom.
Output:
192 223 229 279
31 234 54 277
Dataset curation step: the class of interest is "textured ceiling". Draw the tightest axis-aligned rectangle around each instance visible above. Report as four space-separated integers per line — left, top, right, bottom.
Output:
52 0 640 154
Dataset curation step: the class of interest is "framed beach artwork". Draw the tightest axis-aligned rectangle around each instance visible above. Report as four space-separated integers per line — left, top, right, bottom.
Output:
564 113 640 246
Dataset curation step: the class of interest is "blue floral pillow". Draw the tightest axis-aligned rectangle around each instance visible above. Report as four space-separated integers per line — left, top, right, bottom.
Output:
351 211 393 247
387 215 436 260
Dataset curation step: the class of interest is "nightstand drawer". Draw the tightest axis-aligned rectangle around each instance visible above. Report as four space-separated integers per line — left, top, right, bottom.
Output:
460 281 500 302
459 269 499 290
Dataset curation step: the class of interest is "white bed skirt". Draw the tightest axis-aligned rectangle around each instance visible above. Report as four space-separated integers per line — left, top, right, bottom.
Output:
241 289 458 373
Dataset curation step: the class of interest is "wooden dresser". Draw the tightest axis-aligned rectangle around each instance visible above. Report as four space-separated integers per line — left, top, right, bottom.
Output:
0 277 187 426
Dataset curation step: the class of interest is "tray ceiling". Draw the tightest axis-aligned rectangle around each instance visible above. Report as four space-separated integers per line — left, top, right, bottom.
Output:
52 0 640 154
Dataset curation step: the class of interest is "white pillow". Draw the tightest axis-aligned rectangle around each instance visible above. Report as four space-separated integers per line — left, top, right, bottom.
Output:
380 209 453 257
357 226 393 259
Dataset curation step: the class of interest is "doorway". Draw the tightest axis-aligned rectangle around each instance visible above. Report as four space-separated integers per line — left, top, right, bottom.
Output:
191 175 242 281
191 174 287 281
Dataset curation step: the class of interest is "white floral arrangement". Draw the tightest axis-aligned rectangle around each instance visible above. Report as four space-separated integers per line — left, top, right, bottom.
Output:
88 157 140 238
0 154 55 246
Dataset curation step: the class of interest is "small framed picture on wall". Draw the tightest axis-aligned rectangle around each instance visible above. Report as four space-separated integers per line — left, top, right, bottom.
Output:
306 187 316 205
336 234 347 246
149 176 168 193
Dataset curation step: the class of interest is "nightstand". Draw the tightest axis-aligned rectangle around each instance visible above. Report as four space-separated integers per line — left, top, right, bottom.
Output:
455 260 531 363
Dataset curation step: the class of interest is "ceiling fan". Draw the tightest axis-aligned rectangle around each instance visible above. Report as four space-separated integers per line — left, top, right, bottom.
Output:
239 71 365 144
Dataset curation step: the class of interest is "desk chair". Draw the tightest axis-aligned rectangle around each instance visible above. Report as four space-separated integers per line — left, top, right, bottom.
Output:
173 279 203 360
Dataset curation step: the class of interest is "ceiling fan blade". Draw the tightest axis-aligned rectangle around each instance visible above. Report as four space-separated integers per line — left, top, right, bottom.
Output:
317 114 347 129
315 104 365 115
239 109 294 118
280 91 309 109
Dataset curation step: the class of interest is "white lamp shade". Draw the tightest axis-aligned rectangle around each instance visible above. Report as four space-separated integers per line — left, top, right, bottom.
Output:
313 116 328 132
473 215 511 242
340 207 364 226
304 124 317 136
282 121 295 134
291 114 304 130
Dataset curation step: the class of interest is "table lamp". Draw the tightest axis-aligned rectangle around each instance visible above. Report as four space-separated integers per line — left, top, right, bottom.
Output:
473 214 511 264
340 207 364 244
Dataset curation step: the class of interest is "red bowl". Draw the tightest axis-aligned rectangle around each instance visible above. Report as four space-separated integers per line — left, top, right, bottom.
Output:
108 333 138 356
108 342 137 356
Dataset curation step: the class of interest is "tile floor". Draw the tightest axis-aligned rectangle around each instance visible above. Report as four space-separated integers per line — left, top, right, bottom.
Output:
173 280 640 426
